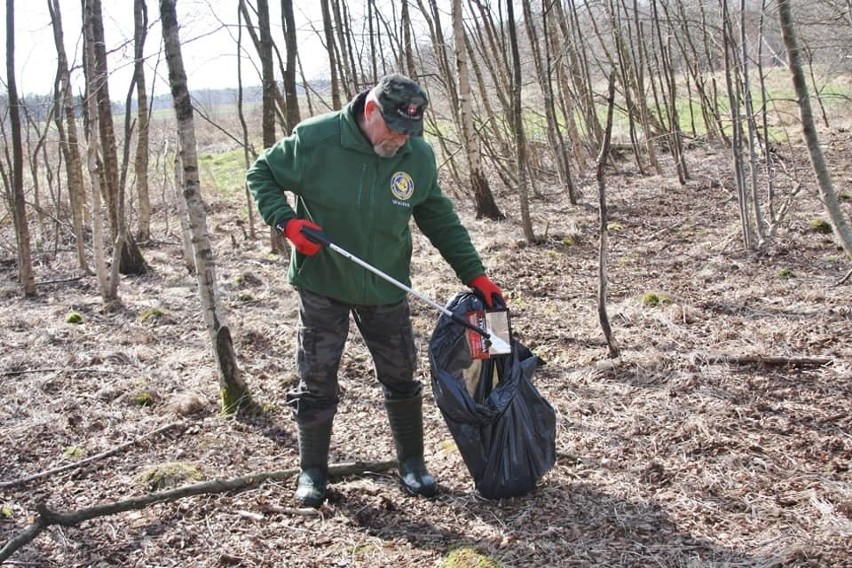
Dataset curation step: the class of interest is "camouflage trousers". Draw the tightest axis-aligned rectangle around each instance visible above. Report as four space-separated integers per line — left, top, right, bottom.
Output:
286 288 422 426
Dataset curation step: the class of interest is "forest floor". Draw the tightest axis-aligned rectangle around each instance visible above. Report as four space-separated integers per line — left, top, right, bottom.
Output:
1 129 850 568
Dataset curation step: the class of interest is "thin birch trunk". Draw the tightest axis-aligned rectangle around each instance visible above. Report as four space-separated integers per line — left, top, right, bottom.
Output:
83 3 112 303
237 5 257 241
134 0 152 242
453 0 503 220
721 0 753 252
506 0 534 243
48 0 88 273
160 0 251 414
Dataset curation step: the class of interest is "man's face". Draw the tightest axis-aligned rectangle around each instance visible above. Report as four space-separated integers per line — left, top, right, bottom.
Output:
367 103 410 158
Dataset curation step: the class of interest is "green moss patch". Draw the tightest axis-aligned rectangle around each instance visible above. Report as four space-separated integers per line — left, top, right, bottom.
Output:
139 307 166 323
808 219 832 235
442 547 502 568
641 292 673 307
65 312 83 324
137 462 203 491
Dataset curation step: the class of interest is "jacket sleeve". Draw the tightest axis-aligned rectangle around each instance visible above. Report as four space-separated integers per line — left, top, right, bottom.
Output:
413 156 485 285
246 133 305 228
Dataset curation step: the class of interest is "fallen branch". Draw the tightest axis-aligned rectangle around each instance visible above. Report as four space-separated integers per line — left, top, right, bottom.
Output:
0 367 117 377
692 353 834 367
35 275 84 286
837 266 851 286
0 459 395 563
0 423 184 490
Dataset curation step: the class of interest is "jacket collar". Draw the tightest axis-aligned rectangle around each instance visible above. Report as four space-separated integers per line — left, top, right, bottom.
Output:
340 90 412 157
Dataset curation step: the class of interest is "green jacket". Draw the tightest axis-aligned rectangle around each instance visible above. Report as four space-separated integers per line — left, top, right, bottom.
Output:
246 92 484 305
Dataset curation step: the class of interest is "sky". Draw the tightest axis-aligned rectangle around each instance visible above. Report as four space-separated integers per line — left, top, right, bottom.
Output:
0 0 329 97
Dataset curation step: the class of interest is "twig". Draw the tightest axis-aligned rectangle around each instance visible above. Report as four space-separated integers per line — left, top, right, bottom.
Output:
0 423 184 489
0 459 395 563
692 353 834 367
0 367 116 377
837 266 852 286
35 276 84 286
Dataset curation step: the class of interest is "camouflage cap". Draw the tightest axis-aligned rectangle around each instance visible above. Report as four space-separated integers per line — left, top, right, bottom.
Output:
373 74 429 136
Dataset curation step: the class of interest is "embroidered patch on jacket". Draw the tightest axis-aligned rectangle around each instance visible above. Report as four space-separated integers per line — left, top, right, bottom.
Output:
390 171 415 202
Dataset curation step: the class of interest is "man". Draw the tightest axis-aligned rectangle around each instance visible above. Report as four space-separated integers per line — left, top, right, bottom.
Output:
247 73 504 508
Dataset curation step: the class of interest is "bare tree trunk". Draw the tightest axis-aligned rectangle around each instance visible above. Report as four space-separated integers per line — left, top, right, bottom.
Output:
401 0 417 77
331 0 357 95
367 0 378 82
83 2 113 304
134 0 152 242
525 0 577 197
172 147 195 274
778 0 852 257
48 0 88 273
606 0 644 175
160 0 251 414
280 0 302 132
22 103 51 250
552 0 596 167
651 0 687 184
631 0 662 175
320 0 342 109
257 0 277 148
88 0 146 278
757 0 779 227
721 0 753 253
237 5 257 242
739 0 766 248
541 6 578 202
239 0 286 254
5 0 36 297
452 0 504 221
506 0 534 243
597 74 620 359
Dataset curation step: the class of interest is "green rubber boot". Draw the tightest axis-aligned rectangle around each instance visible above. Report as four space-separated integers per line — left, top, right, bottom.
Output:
385 395 437 497
294 419 333 508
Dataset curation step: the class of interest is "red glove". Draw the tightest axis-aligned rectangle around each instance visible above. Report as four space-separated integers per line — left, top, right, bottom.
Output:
280 219 323 256
468 275 505 308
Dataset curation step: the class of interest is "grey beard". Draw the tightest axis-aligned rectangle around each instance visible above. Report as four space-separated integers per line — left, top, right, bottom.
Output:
374 141 401 158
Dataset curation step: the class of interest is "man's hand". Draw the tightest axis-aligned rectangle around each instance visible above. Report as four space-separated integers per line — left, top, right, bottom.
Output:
468 274 505 308
280 219 323 256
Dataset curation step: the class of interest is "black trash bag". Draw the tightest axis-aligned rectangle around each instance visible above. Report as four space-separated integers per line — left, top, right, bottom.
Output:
428 291 556 499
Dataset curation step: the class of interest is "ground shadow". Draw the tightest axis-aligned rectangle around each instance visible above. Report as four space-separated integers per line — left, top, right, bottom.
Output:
330 478 783 567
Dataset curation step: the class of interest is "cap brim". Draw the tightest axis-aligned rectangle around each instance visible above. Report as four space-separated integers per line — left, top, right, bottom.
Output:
383 113 424 136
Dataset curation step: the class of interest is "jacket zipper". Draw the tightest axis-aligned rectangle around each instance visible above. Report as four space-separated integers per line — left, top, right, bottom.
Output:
359 163 370 304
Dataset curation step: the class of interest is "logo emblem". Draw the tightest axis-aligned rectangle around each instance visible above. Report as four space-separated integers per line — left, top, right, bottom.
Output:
391 172 415 201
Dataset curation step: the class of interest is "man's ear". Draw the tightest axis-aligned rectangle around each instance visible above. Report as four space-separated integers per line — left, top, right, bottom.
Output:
364 98 379 119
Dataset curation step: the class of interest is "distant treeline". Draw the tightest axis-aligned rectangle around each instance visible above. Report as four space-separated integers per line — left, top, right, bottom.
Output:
0 81 329 123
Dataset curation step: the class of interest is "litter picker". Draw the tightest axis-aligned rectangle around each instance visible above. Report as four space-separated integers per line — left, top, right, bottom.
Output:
299 225 512 356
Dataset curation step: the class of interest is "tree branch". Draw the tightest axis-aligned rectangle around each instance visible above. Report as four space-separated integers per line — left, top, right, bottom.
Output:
0 460 395 563
0 423 184 489
691 353 834 367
